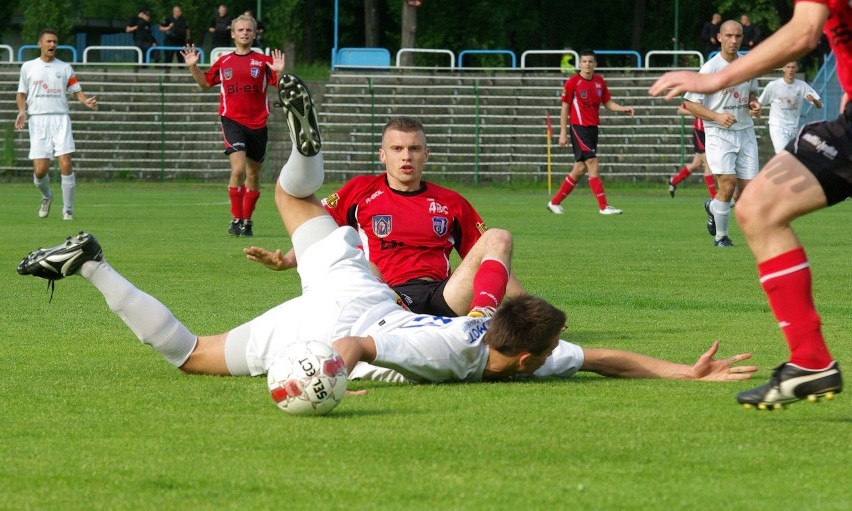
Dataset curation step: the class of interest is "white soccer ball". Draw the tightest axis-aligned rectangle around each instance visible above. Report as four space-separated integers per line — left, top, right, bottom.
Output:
267 341 348 416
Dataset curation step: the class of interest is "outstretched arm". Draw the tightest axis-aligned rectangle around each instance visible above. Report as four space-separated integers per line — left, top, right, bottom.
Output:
604 100 634 117
182 44 211 89
580 341 756 381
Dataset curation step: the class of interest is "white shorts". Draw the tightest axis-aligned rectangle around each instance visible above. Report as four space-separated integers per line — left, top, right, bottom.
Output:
28 114 75 159
705 127 759 179
769 125 797 154
242 226 402 376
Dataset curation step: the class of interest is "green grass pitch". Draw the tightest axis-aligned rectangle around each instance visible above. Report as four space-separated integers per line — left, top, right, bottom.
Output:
1 181 850 510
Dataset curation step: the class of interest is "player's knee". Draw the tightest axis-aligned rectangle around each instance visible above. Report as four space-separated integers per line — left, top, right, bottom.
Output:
483 228 513 253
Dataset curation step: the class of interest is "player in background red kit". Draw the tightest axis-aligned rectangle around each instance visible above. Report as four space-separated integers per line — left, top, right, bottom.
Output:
182 14 284 237
245 116 524 318
650 0 845 409
668 105 717 198
547 49 634 216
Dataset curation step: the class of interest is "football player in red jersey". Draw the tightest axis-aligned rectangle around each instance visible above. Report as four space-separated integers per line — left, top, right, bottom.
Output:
547 49 634 216
182 14 284 237
245 116 524 317
650 0 846 408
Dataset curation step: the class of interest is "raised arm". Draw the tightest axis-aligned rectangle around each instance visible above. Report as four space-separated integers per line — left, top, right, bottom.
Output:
580 341 756 381
181 44 211 90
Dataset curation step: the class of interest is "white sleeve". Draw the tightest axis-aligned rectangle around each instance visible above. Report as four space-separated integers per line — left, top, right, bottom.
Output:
532 340 585 379
17 63 28 94
805 82 821 101
757 82 773 104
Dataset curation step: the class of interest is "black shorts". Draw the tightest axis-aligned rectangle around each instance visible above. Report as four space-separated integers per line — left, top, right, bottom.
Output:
392 279 456 317
569 125 598 161
693 128 706 154
787 105 852 206
221 116 268 163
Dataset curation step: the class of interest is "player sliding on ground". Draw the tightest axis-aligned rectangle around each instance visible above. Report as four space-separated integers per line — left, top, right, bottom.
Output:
18 74 757 393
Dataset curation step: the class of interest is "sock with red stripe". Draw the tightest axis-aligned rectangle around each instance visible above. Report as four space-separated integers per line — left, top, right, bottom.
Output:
242 188 261 220
758 247 833 369
589 176 608 210
703 174 717 198
671 166 692 185
550 175 577 206
228 186 245 220
469 258 509 312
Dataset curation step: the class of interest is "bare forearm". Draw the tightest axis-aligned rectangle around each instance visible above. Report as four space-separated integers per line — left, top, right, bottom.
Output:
581 348 691 379
187 64 210 89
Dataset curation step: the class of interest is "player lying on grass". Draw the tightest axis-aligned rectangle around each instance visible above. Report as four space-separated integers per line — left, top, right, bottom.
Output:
17 73 758 388
244 116 522 319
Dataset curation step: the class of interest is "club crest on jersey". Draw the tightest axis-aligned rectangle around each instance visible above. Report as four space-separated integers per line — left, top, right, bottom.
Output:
432 217 448 237
372 215 392 238
250 67 260 78
224 68 233 80
580 90 588 99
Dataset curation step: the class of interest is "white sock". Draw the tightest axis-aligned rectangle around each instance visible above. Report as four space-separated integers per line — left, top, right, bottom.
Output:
34 174 52 199
80 259 197 367
292 216 339 261
277 145 324 198
711 199 731 239
61 173 75 213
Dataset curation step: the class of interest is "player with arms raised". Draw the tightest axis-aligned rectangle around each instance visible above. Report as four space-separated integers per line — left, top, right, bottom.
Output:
182 15 284 237
650 0 846 409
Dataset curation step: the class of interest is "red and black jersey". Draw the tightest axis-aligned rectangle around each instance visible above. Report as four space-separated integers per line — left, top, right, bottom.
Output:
205 51 276 129
321 175 488 287
808 0 852 95
561 74 611 127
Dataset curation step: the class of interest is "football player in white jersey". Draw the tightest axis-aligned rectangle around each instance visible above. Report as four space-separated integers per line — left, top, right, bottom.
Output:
16 29 97 221
17 74 757 391
682 20 761 248
758 61 822 154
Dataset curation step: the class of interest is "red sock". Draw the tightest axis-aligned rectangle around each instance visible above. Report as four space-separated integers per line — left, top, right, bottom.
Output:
588 176 608 210
469 258 509 311
703 174 717 198
228 186 245 219
243 189 261 220
671 166 692 185
551 175 577 205
758 247 833 369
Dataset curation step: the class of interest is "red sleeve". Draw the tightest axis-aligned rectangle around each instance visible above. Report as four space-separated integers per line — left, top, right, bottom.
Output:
560 76 577 104
452 194 487 259
600 76 612 104
322 175 371 226
205 59 221 86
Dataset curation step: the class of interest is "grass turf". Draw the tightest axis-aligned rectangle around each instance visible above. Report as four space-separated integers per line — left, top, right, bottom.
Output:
1 181 850 510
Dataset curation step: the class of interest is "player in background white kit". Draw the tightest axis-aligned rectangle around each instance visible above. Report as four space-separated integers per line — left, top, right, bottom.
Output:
682 20 760 248
16 29 98 221
757 61 823 154
17 74 758 389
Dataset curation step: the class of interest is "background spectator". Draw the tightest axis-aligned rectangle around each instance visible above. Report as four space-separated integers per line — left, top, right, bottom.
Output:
209 4 232 48
741 14 761 49
126 8 158 63
160 5 190 63
701 13 722 58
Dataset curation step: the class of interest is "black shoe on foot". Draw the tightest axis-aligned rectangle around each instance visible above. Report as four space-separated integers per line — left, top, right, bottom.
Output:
240 219 254 237
276 73 321 156
714 235 734 247
668 178 677 198
228 219 242 237
704 199 716 236
17 232 103 280
737 361 843 410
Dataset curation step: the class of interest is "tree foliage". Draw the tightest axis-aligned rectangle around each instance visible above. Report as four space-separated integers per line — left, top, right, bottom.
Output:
8 0 795 64
21 0 76 43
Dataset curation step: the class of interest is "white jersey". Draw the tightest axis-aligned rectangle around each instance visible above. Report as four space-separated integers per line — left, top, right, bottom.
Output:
758 78 821 130
684 54 759 133
244 225 586 383
366 311 585 384
18 58 81 116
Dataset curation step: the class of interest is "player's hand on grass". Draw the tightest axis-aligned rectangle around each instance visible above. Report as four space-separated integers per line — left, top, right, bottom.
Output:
243 246 296 271
692 341 757 381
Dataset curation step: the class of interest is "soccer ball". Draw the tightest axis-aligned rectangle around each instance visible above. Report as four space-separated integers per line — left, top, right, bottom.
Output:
267 341 348 416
